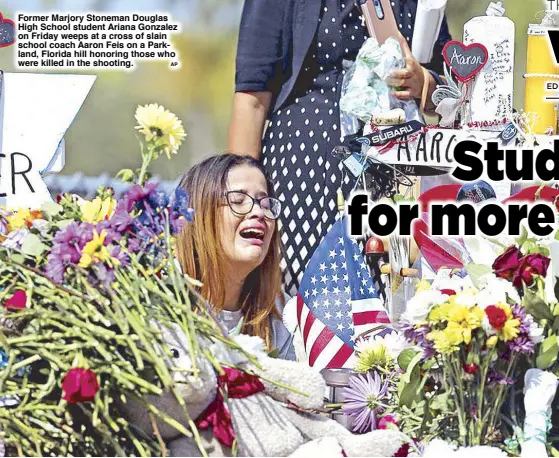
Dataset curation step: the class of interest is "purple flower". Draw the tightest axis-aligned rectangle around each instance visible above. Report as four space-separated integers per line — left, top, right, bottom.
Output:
45 259 66 284
487 369 514 386
341 372 389 433
400 323 435 359
170 187 194 222
126 182 159 204
509 336 536 354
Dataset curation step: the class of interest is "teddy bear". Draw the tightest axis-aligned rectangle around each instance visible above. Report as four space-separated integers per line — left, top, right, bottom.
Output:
120 322 408 457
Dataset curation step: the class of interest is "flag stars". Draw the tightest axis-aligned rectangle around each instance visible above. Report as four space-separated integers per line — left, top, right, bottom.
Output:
321 275 328 284
338 237 344 245
360 287 365 295
304 290 310 299
361 278 368 286
330 262 338 270
336 311 343 319
312 288 319 296
334 299 342 307
329 249 337 258
332 274 339 283
369 286 375 293
337 323 344 331
322 287 329 295
332 286 341 295
320 263 327 272
323 299 330 307
325 312 332 320
343 273 349 282
340 250 346 258
311 276 318 285
353 254 360 261
345 286 351 294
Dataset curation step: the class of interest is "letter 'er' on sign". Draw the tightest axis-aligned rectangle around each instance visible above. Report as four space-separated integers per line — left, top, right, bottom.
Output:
0 72 96 209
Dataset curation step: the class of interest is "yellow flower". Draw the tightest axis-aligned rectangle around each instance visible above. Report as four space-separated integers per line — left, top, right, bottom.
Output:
79 231 111 268
355 341 391 372
415 279 431 292
487 335 499 348
80 197 115 224
7 208 43 230
135 103 186 158
428 328 462 354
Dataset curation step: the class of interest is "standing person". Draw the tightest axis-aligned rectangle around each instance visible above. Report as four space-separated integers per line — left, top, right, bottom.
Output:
228 0 452 295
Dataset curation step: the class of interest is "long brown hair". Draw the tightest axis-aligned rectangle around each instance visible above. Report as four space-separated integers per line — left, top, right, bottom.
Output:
176 154 283 348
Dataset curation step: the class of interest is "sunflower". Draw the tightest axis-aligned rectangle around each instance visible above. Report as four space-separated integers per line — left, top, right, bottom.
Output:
135 103 186 158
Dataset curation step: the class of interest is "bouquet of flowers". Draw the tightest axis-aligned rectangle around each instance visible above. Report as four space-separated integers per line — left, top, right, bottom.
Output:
0 104 248 457
338 220 559 454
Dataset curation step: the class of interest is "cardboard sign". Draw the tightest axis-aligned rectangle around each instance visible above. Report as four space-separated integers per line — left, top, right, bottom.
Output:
463 15 515 131
0 72 96 209
442 40 489 83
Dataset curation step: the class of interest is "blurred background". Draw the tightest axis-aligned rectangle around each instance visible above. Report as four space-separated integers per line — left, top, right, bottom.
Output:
0 0 549 193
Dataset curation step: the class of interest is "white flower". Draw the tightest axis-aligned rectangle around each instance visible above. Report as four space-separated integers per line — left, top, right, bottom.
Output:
528 321 544 344
402 290 449 324
2 228 29 249
476 274 520 309
481 316 497 336
354 331 412 360
453 291 478 308
31 219 49 236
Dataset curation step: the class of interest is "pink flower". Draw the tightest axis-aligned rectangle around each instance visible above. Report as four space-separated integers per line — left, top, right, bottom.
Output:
4 290 27 310
62 368 99 404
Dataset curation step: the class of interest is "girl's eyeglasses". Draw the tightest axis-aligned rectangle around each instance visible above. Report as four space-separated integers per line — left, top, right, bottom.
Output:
224 191 282 220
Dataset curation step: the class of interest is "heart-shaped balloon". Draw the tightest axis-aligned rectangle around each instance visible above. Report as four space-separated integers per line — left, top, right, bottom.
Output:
442 40 489 83
413 185 559 272
0 14 15 48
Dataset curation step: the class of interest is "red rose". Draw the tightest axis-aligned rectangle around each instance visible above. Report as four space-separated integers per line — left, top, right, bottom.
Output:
463 363 479 374
512 253 550 288
439 289 456 296
4 290 27 310
394 443 410 457
485 305 507 330
62 368 99 404
492 246 521 280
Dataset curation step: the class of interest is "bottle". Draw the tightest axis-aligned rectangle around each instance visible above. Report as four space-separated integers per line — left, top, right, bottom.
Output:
524 10 559 134
462 1 515 131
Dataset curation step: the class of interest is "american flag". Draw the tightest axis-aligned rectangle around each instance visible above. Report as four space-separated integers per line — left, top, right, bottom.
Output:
296 217 390 370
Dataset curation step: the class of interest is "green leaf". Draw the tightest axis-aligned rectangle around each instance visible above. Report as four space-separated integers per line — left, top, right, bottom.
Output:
523 290 554 321
554 277 559 304
20 233 47 256
115 168 135 183
465 263 492 289
41 201 63 216
428 392 451 411
56 219 75 229
536 335 558 369
10 253 25 264
555 230 559 241
399 361 422 407
267 348 280 359
397 349 418 372
399 352 424 407
517 225 528 246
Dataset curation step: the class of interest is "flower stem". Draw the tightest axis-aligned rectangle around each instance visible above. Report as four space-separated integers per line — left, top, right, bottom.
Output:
137 145 155 185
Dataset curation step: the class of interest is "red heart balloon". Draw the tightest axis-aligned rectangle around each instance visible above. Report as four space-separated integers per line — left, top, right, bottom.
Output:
412 185 559 272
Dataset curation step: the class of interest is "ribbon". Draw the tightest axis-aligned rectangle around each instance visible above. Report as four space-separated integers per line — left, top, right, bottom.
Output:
196 366 265 447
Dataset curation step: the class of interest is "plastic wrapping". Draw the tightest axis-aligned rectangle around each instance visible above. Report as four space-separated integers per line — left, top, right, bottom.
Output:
340 37 421 138
411 0 447 63
521 369 558 457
